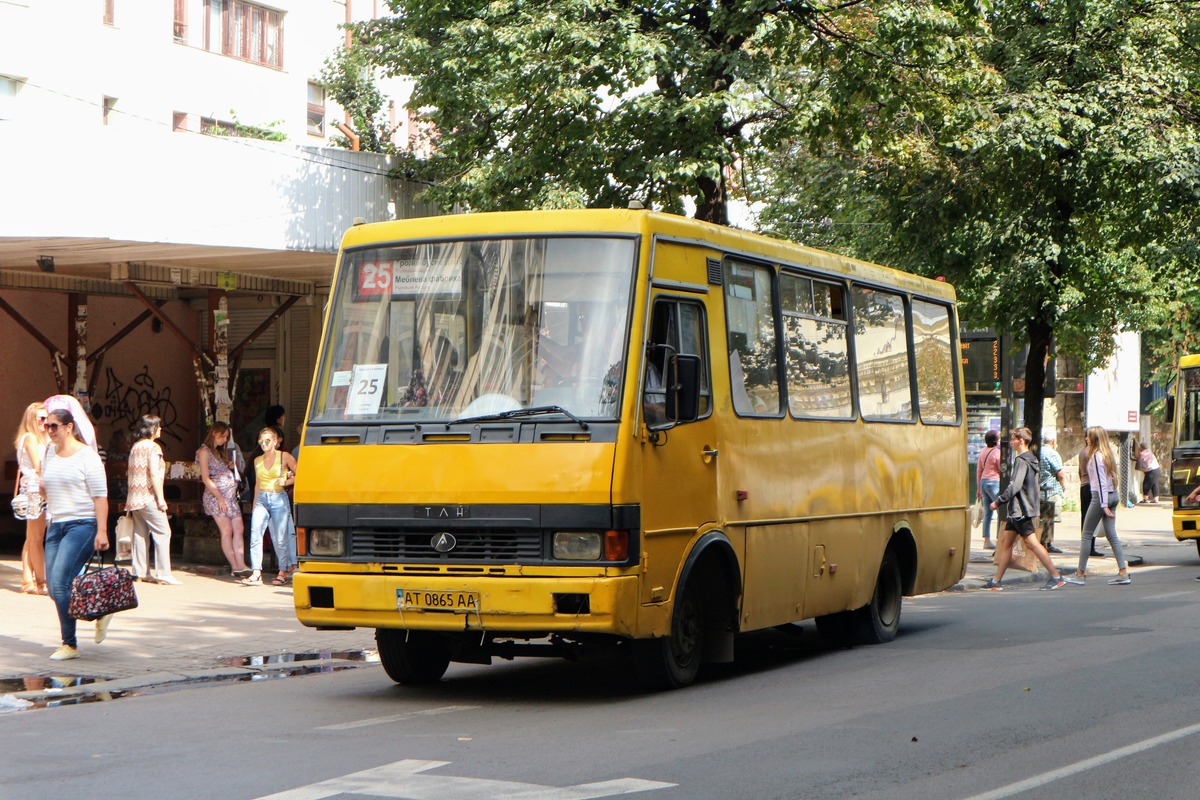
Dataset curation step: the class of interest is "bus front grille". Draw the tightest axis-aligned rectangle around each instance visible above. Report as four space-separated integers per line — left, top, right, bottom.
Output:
350 530 544 562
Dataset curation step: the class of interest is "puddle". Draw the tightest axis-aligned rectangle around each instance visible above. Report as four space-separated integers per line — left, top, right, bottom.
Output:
219 649 378 668
0 676 134 711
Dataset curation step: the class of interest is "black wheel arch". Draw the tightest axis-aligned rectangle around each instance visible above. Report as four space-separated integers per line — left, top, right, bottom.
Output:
676 530 742 662
888 526 918 596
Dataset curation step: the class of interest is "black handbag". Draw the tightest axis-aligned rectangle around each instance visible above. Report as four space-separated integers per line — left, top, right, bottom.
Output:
68 553 139 621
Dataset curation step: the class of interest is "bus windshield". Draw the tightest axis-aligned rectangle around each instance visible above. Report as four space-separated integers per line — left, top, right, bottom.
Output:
310 236 637 424
1178 366 1200 451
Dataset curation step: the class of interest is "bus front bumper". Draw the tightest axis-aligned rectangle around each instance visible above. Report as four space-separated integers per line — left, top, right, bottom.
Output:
293 571 642 637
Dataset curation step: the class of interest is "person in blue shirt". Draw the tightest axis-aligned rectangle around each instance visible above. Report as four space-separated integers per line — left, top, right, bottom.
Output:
1038 432 1066 553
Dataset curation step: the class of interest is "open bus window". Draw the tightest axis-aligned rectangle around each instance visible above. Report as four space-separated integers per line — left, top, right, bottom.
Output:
853 287 914 421
643 299 711 428
311 237 636 424
725 261 780 416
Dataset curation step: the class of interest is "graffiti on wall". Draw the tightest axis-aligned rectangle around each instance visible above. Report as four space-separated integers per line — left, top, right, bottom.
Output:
95 365 185 441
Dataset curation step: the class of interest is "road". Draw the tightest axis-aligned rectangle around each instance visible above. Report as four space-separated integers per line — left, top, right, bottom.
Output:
5 553 1200 799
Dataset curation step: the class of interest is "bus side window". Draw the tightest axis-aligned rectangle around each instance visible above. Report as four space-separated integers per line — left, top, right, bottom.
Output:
725 261 780 416
644 299 711 428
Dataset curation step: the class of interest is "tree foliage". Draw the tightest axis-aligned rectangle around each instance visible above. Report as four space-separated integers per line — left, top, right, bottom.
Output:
355 0 922 223
320 43 396 153
757 0 1200 436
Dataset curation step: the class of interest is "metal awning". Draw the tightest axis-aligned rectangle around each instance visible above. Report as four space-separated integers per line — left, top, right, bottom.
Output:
0 236 334 296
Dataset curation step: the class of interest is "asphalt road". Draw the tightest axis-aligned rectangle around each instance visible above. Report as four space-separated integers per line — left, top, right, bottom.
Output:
5 559 1200 800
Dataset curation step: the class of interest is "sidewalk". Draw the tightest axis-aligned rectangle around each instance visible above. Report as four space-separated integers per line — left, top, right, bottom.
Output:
0 503 1185 707
0 559 376 708
955 501 1184 589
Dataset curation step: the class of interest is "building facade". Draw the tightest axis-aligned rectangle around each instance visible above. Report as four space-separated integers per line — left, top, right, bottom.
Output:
0 0 437 537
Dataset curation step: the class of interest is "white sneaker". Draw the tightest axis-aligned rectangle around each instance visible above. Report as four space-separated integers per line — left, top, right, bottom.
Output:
95 614 113 643
155 575 182 585
50 645 80 661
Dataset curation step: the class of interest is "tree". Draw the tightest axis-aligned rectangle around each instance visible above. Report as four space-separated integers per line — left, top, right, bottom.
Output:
353 0 924 224
320 43 397 153
757 0 1200 442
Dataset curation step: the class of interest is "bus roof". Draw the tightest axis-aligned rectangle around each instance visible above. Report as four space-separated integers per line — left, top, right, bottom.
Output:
340 209 956 302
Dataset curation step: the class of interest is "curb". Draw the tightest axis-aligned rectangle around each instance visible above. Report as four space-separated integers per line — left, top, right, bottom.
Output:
2 657 379 706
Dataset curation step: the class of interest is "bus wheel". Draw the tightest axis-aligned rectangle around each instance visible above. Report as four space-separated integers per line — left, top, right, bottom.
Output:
633 579 705 690
376 629 450 685
858 549 903 644
816 550 903 647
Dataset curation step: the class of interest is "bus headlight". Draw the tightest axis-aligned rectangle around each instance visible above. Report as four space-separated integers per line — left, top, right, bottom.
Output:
309 529 345 557
553 532 602 560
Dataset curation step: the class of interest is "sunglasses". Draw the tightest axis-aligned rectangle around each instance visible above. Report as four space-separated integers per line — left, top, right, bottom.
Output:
45 422 66 432
259 438 274 445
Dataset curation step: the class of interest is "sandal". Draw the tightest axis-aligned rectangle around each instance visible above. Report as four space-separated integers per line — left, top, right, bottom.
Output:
19 583 38 594
272 573 289 586
240 572 262 586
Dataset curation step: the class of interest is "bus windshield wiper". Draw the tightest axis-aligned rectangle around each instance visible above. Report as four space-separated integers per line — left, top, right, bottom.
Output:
445 405 589 430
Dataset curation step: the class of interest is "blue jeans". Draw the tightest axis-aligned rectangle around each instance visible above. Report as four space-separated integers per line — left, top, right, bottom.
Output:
249 492 297 572
979 479 1000 542
44 518 97 648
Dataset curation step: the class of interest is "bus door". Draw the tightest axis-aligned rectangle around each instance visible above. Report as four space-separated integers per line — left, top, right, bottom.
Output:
638 284 720 605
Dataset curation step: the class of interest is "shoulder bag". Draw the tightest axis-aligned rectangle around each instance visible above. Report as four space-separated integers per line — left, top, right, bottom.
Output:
69 553 139 621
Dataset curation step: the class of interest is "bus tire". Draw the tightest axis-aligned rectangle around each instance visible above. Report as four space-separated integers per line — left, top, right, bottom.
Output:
857 548 903 644
633 577 706 690
376 629 450 685
1194 539 1200 560
816 549 903 647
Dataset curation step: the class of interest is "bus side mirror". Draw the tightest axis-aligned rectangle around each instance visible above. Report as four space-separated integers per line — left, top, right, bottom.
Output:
666 354 701 423
1166 395 1175 424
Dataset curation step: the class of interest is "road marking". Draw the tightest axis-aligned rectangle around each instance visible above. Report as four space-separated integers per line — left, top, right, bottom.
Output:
316 704 480 731
961 720 1200 800
254 758 675 799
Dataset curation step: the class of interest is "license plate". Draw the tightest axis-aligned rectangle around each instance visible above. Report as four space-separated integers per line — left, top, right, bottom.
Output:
397 589 480 612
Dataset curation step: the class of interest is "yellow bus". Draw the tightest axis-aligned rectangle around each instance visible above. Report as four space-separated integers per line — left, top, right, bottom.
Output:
1169 354 1200 551
293 209 968 689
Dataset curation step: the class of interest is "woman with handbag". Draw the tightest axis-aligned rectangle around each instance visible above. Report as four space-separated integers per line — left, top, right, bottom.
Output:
39 407 110 660
125 415 179 585
197 422 250 578
1066 426 1131 586
13 402 50 594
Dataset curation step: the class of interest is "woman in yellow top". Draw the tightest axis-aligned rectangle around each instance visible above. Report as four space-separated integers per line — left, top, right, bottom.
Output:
242 427 298 586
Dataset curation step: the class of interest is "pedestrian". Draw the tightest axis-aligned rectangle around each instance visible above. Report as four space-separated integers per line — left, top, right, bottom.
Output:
245 426 298 587
1135 442 1161 505
982 427 1067 590
197 422 249 578
1066 426 1131 586
13 402 50 595
39 407 111 660
1038 432 1066 553
1077 439 1104 557
125 415 179 585
976 430 1002 550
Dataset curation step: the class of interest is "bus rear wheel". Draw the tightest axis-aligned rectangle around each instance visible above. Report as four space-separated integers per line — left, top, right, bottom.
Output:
633 578 706 690
376 629 451 685
816 549 903 647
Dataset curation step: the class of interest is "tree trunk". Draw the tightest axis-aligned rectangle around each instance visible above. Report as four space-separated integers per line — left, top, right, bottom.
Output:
1024 317 1053 456
694 172 729 226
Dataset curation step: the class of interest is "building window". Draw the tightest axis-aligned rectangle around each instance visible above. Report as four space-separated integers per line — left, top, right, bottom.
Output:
204 0 283 68
172 111 189 132
103 96 117 126
200 116 236 135
173 0 186 41
307 82 325 137
105 0 115 26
